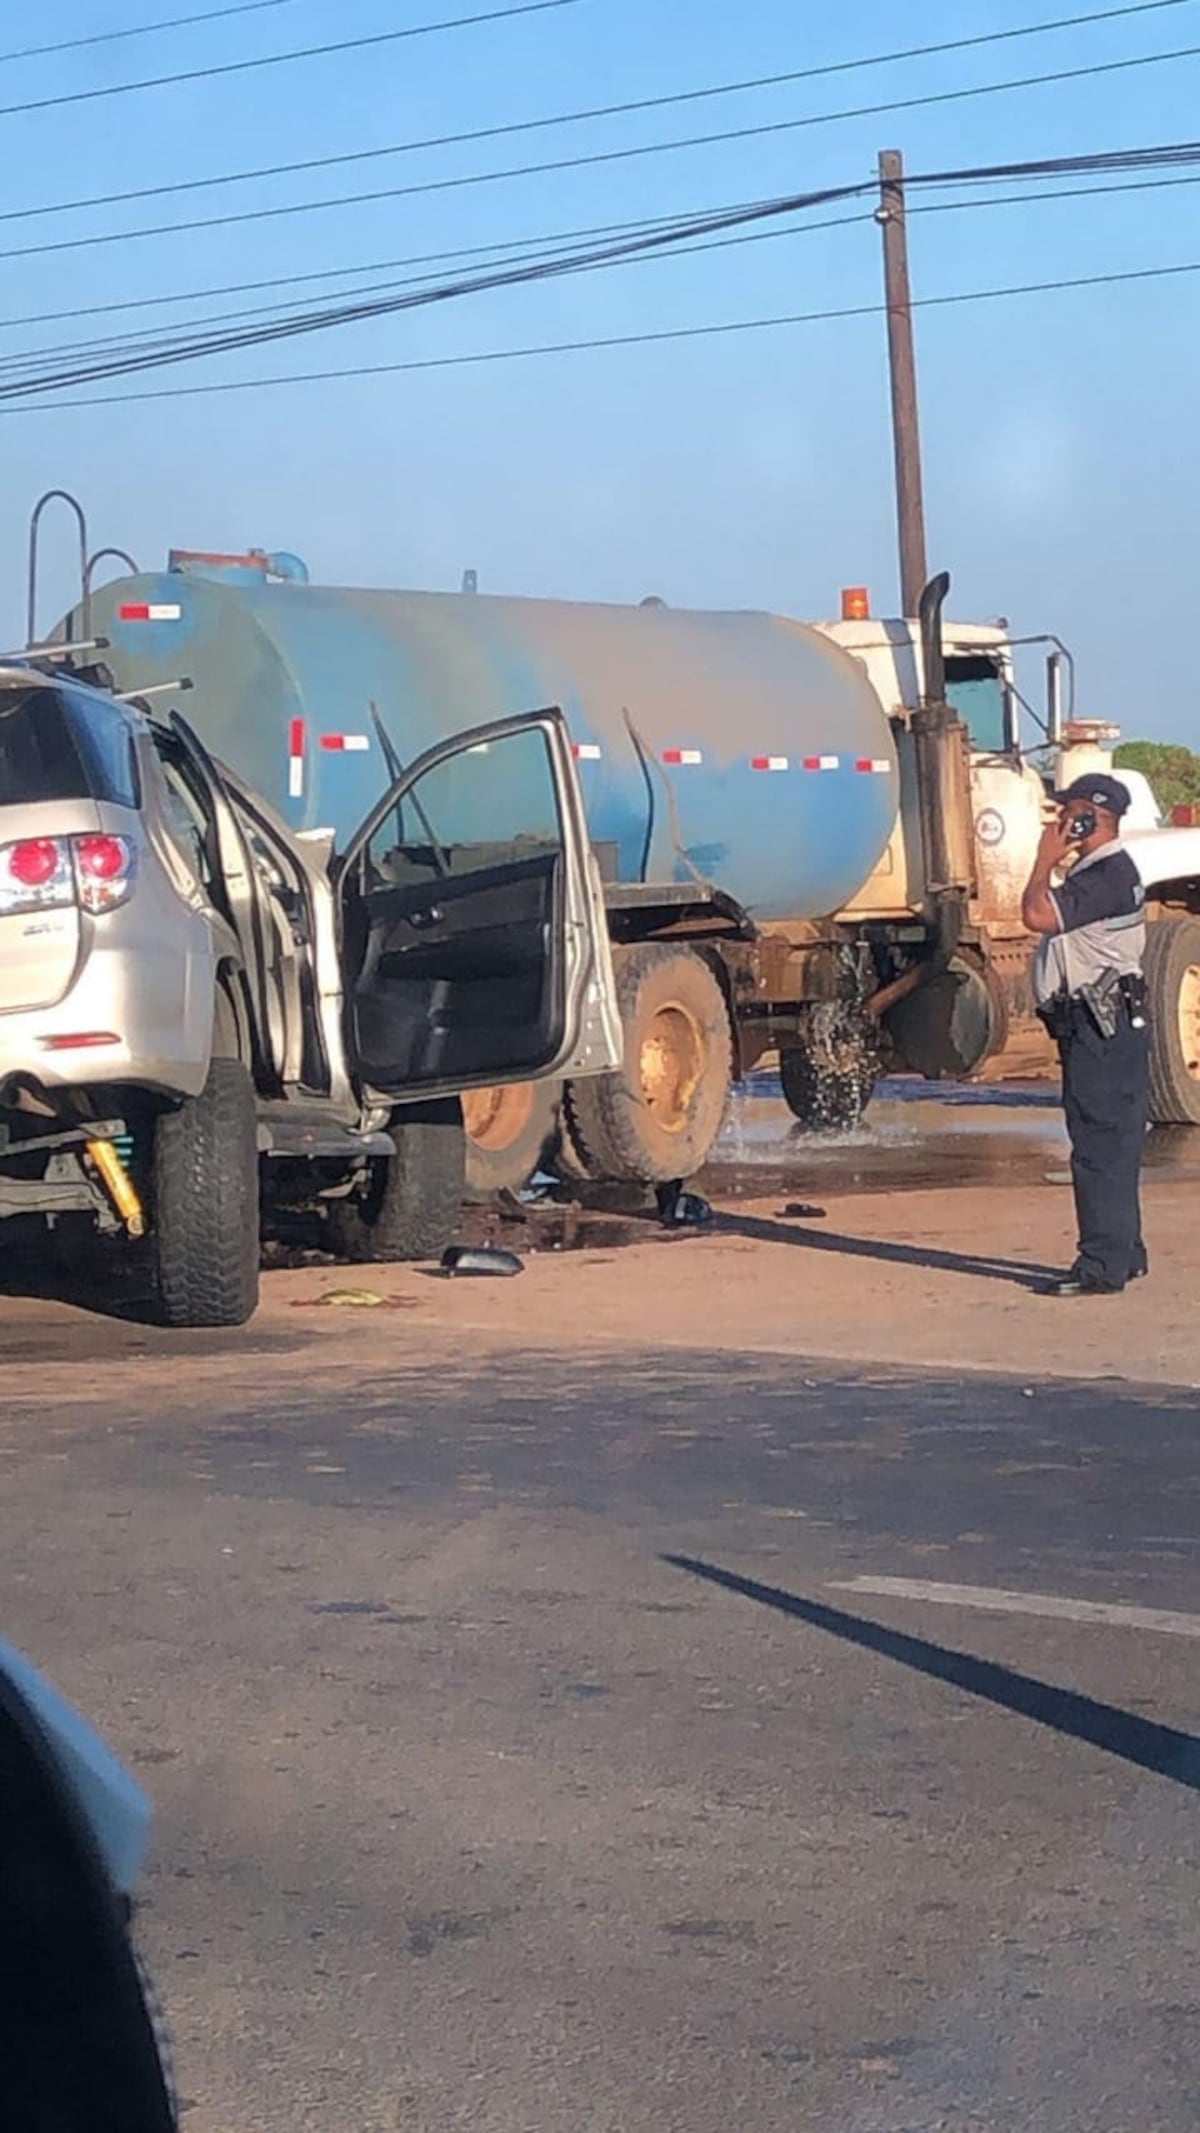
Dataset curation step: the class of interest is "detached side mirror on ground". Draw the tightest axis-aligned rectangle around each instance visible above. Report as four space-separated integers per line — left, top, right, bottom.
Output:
0 1645 176 2131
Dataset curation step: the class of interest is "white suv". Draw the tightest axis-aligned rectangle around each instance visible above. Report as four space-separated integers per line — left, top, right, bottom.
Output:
0 665 620 1325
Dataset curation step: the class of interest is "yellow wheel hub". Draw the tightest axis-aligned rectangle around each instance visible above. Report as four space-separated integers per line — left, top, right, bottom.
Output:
637 1004 705 1135
1177 963 1200 1081
461 1082 537 1153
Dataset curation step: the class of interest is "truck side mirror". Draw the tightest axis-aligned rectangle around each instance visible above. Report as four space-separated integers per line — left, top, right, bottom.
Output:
0 1663 176 2131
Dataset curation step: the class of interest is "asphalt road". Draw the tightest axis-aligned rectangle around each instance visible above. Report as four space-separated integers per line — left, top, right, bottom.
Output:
2 1310 1196 2133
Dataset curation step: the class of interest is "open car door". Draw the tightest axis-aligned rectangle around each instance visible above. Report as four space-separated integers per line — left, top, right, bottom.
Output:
165 711 304 1091
336 707 621 1103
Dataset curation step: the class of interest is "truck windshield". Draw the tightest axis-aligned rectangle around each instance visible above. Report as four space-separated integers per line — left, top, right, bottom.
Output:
944 656 1008 754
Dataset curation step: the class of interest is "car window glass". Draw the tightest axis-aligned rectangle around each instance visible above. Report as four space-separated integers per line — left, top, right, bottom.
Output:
0 689 91 805
945 657 1008 754
0 685 141 808
70 693 140 810
363 726 561 889
150 737 212 881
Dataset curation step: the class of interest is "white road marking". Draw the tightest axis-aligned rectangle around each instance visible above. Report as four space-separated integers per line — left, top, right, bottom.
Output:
831 1575 1200 1640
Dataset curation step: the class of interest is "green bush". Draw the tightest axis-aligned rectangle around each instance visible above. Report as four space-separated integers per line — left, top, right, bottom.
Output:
1114 741 1200 814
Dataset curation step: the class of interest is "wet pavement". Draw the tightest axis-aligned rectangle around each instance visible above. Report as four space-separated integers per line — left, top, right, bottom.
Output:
705 1073 1200 1202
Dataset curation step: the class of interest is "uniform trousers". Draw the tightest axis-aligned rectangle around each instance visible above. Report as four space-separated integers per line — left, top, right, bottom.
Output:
1057 1006 1149 1289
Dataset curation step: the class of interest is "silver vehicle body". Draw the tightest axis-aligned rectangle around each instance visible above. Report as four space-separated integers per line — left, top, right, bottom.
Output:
0 663 621 1248
0 668 237 1102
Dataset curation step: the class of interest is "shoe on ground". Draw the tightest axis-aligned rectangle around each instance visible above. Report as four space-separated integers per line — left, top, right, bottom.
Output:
1037 1272 1125 1297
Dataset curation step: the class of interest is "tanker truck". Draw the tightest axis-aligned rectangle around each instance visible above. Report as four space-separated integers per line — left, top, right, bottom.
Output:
56 543 1200 1218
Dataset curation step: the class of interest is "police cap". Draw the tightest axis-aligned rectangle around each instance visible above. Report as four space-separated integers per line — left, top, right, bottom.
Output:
1051 772 1131 819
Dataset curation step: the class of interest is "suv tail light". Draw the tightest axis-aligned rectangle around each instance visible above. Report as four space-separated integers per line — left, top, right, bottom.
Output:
73 833 135 912
1 837 73 913
0 834 135 916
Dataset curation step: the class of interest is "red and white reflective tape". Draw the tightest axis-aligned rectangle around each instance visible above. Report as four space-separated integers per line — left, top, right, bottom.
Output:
288 718 306 800
320 733 370 753
855 757 892 774
802 754 840 772
118 602 182 622
661 747 703 767
750 755 789 772
572 742 602 761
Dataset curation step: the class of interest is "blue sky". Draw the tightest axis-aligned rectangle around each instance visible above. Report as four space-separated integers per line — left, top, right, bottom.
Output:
4 0 1197 741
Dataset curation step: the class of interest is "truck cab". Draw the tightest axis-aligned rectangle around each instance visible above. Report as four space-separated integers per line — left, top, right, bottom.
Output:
817 592 1200 1120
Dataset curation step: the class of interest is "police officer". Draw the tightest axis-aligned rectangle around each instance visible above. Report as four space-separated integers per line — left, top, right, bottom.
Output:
1022 772 1149 1296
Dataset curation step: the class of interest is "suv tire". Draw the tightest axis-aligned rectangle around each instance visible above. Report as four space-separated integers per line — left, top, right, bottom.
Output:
327 1100 465 1262
153 1058 260 1327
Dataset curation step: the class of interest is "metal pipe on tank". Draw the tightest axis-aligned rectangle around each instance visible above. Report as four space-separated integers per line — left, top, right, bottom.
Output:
865 569 972 1024
912 572 976 896
28 489 89 645
84 548 141 596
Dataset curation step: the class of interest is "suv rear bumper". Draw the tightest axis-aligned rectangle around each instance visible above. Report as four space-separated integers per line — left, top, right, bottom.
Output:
0 932 215 1103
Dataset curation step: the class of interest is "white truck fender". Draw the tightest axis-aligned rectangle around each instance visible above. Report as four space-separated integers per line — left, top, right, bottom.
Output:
1124 825 1200 893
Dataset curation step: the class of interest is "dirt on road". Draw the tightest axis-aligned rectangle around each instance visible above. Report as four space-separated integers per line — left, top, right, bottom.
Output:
1 1172 1195 1396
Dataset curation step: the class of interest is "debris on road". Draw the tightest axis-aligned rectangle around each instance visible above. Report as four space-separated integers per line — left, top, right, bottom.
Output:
440 1245 525 1278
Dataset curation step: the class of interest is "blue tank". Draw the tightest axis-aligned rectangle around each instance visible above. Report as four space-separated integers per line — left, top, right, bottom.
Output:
73 552 899 923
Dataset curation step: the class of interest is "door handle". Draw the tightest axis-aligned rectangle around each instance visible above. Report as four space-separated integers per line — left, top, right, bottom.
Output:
406 904 443 929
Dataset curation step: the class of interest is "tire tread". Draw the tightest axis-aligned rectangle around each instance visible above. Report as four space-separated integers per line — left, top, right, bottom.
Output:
1145 916 1200 1125
565 943 731 1183
329 1102 465 1261
153 1058 260 1327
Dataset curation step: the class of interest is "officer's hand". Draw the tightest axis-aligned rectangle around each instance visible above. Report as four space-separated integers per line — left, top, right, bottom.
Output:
1037 814 1075 868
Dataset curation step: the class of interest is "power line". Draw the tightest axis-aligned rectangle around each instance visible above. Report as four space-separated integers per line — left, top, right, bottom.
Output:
4 149 1199 343
0 185 863 398
0 209 880 377
0 0 308 67
0 0 583 121
4 40 1200 265
920 165 1200 212
5 145 1200 390
9 258 1197 415
5 151 1199 397
5 0 1192 225
0 209 704 335
7 160 1200 378
907 138 1200 189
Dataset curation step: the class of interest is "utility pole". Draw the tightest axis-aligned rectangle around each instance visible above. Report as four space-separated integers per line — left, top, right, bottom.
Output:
876 149 928 616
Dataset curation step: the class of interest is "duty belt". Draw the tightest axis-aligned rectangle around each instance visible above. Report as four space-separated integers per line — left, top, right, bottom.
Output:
1036 969 1148 1041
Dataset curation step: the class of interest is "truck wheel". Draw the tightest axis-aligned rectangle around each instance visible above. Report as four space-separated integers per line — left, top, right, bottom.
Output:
462 1082 559 1201
1146 916 1200 1125
328 1099 465 1261
152 1058 260 1327
779 1006 877 1134
779 1045 874 1134
547 1094 600 1185
565 944 732 1183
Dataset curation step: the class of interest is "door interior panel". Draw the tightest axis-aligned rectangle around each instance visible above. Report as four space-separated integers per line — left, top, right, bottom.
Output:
346 850 565 1089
